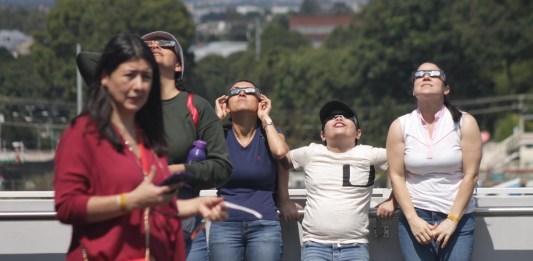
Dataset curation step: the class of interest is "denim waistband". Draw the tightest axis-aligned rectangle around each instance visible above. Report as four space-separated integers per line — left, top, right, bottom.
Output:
305 241 364 249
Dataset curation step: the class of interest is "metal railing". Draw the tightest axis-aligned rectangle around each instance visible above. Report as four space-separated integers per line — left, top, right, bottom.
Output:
2 188 533 220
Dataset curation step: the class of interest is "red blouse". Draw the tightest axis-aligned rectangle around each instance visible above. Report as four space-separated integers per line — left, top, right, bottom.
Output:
54 115 185 261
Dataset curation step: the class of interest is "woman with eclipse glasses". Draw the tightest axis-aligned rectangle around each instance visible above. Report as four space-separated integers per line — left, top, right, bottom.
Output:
386 62 482 261
141 31 232 261
211 80 300 261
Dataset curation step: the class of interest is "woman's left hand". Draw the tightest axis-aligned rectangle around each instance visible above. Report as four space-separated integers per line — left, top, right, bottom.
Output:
197 197 228 222
433 218 458 248
257 94 272 120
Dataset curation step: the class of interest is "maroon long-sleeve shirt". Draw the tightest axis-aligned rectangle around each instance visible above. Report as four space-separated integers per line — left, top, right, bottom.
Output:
54 115 185 261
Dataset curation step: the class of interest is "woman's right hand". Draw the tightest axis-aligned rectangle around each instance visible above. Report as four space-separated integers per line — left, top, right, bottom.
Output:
126 166 174 210
215 95 228 120
408 216 436 245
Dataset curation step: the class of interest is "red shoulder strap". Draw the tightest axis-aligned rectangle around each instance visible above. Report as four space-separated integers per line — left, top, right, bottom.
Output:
187 93 199 129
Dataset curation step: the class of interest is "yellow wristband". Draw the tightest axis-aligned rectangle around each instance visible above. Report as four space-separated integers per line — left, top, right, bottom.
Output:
447 213 460 224
118 193 127 212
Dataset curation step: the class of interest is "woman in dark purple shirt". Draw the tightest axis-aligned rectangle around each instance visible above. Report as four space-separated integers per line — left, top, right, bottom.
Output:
210 80 299 261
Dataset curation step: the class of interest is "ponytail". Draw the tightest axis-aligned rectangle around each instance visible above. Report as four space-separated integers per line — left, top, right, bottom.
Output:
175 77 192 93
444 96 462 123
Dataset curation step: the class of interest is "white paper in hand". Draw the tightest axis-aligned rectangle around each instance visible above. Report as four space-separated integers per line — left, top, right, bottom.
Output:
224 201 263 219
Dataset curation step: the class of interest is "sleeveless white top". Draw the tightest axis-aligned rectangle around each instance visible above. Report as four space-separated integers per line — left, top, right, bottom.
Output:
400 107 475 214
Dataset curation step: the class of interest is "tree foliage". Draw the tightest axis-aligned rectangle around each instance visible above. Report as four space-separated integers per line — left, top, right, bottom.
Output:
2 0 533 149
451 0 533 95
0 6 47 34
30 0 194 101
191 0 533 147
299 0 322 15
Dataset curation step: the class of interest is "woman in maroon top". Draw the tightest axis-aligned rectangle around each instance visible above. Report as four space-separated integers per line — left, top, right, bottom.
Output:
54 33 226 261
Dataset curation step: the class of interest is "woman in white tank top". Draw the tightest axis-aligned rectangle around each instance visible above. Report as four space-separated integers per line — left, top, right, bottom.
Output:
386 62 482 261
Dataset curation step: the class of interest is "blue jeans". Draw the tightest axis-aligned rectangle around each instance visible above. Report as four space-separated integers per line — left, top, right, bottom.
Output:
187 229 208 261
398 208 475 261
301 241 369 261
209 220 283 261
181 216 209 261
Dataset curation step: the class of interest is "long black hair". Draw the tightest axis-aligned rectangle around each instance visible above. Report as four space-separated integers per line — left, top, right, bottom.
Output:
81 33 167 156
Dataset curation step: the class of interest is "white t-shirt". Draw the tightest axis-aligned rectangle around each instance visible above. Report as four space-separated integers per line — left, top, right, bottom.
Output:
401 108 475 214
290 143 387 244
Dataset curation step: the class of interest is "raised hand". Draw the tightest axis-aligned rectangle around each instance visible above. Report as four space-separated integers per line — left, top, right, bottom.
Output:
215 95 229 120
257 94 272 120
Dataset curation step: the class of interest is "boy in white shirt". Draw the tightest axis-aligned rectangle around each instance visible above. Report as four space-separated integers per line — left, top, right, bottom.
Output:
283 101 388 261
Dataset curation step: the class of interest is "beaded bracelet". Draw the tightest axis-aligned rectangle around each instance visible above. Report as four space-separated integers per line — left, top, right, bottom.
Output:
447 213 460 224
263 122 274 129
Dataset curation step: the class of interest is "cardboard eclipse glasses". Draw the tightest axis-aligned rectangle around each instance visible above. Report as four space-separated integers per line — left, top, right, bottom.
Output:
144 40 176 48
412 70 446 82
227 87 261 97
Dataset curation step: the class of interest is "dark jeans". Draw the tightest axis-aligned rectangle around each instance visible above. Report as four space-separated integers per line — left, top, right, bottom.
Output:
398 208 475 261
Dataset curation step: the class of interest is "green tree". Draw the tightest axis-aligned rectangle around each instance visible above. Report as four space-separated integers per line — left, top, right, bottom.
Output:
0 55 45 98
31 0 194 101
451 0 533 95
259 22 311 54
191 54 236 103
299 0 322 15
329 2 354 15
0 6 47 34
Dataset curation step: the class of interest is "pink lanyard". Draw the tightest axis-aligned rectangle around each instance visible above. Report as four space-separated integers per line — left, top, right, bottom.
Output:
136 125 150 175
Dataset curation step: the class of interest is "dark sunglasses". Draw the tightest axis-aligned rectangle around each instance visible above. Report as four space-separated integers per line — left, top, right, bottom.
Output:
412 70 446 81
144 40 176 48
325 113 359 127
227 87 261 97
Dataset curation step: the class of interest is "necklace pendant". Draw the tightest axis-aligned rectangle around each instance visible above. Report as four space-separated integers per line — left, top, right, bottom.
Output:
124 140 134 152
